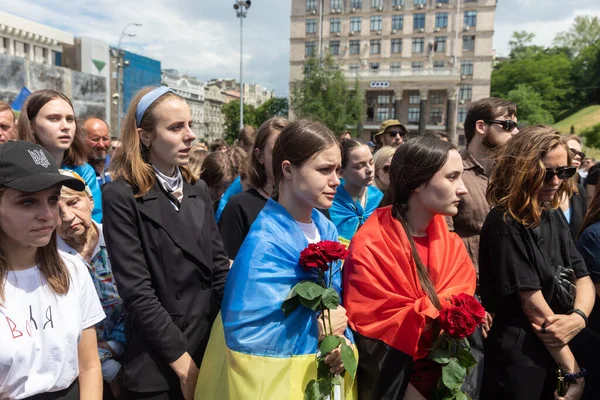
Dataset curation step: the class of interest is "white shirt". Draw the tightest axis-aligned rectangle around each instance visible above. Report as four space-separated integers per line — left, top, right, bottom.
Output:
0 252 105 399
297 220 321 244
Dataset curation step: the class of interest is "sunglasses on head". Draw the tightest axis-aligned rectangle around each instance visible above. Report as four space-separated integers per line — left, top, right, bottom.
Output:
570 148 586 160
387 130 406 137
484 119 518 132
544 166 577 182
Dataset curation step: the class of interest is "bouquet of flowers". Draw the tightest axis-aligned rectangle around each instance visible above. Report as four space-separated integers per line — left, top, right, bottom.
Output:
281 240 357 400
428 293 486 400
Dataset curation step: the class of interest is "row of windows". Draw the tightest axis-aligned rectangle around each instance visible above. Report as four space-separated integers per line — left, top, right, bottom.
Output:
308 12 476 34
346 60 473 76
305 35 475 56
307 0 477 11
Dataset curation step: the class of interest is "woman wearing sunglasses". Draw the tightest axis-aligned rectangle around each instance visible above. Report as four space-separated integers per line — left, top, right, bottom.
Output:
372 146 395 192
479 126 595 400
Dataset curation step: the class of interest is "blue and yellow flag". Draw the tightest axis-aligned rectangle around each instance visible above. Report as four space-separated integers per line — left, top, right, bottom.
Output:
196 199 357 399
330 184 383 242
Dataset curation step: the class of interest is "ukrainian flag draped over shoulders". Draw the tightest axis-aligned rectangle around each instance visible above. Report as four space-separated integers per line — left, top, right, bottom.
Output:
196 199 357 400
330 184 383 243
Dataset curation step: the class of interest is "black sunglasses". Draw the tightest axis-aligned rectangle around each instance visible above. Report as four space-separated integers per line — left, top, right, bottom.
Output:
484 119 518 132
382 165 390 173
387 130 406 137
544 167 577 182
570 148 586 160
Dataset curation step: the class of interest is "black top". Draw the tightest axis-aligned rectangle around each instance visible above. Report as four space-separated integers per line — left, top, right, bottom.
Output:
479 207 588 321
102 178 230 392
566 184 587 241
585 163 600 187
218 188 268 259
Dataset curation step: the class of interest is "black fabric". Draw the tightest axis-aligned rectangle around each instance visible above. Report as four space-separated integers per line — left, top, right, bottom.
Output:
352 330 414 400
566 184 587 241
102 179 230 393
25 380 79 400
218 188 267 259
122 388 184 400
585 163 600 187
479 208 589 398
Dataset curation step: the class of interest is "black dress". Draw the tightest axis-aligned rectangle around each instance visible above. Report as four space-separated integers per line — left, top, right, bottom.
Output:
479 208 589 400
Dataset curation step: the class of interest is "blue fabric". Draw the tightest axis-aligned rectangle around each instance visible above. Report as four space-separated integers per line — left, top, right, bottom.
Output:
10 87 31 111
561 205 572 224
215 176 243 222
222 199 353 357
576 221 600 283
64 163 103 222
330 184 383 242
135 86 174 126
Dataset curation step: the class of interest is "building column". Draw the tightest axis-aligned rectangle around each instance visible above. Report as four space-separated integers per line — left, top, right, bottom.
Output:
418 89 428 135
7 38 15 56
446 86 458 144
393 89 402 120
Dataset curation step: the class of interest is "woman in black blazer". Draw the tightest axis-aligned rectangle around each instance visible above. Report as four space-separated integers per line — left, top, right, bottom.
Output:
102 86 229 400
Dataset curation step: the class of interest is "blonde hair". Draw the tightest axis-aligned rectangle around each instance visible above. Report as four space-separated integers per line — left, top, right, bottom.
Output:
487 125 573 227
109 87 197 197
373 146 396 190
188 146 208 179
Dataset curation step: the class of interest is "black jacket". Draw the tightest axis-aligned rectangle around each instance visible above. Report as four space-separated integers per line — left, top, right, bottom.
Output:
102 178 229 393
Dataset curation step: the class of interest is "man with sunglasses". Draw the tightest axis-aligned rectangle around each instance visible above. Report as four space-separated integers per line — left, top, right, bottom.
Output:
452 97 518 276
374 119 410 147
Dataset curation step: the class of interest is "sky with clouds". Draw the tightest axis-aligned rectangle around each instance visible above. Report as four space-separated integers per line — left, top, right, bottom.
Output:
3 0 600 97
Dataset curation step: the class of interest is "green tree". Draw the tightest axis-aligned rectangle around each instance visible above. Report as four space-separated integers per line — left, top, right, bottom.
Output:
222 100 257 144
581 123 600 149
506 84 554 125
491 48 573 119
508 31 541 59
290 56 365 135
255 97 289 127
570 40 600 106
554 16 600 56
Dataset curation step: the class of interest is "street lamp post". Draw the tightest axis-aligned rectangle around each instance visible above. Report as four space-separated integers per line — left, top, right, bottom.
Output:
116 23 142 135
233 1 251 131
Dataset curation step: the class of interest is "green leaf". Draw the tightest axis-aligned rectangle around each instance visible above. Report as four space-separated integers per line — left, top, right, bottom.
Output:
304 380 322 400
281 295 300 317
442 359 467 390
320 335 340 355
294 281 326 301
299 296 322 311
340 343 357 379
454 390 470 400
332 376 342 385
456 348 477 369
317 359 330 381
318 378 333 397
429 344 453 365
321 288 340 309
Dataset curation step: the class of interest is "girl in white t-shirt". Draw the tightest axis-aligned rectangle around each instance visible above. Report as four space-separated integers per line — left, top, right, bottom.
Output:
0 141 105 400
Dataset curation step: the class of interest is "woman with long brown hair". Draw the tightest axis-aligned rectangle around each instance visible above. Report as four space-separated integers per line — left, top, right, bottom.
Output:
343 136 478 399
102 86 230 399
480 126 595 399
0 141 104 399
18 90 103 222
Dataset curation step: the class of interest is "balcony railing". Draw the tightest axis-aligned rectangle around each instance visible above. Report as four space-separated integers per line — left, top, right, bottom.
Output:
345 67 459 78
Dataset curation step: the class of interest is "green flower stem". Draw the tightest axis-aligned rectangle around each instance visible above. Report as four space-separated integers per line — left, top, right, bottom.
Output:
328 262 334 336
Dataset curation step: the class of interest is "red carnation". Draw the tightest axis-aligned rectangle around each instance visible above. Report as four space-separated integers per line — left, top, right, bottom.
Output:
452 293 485 325
318 240 349 263
439 306 477 339
299 243 329 272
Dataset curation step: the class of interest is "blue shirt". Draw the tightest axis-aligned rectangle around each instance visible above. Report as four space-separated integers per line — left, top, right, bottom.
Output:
63 163 103 222
94 155 112 188
576 221 600 284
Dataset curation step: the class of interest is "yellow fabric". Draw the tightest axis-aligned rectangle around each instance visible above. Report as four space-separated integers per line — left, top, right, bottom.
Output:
196 315 358 400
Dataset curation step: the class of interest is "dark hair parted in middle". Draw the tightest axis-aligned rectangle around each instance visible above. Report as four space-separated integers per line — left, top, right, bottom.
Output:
272 120 339 187
247 117 289 189
340 139 362 169
387 136 456 312
487 125 573 227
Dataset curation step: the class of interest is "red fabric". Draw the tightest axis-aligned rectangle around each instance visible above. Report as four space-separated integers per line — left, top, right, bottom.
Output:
343 206 476 360
412 235 429 268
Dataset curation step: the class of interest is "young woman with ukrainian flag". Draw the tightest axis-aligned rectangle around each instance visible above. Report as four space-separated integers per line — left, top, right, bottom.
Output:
196 120 357 399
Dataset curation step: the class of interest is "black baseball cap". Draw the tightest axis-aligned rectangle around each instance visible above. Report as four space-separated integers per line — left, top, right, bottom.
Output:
0 141 85 192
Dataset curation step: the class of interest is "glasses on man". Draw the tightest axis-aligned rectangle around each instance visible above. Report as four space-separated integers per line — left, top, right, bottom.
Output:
484 119 518 132
544 166 577 182
387 130 406 137
569 148 585 160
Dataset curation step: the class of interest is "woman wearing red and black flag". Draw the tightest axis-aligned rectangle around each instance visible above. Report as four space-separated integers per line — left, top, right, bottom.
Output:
343 136 481 399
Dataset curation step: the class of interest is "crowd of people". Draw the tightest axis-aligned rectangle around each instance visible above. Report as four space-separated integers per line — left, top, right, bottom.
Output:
0 87 599 400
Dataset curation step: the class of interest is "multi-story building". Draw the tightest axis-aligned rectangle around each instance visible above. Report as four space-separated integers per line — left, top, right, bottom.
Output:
161 69 207 140
0 11 72 65
204 82 227 143
109 49 161 137
289 0 497 144
208 78 275 108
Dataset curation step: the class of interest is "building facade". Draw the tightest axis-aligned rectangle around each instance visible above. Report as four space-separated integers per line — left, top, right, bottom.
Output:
289 0 496 144
204 82 227 143
161 69 207 140
242 83 275 108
